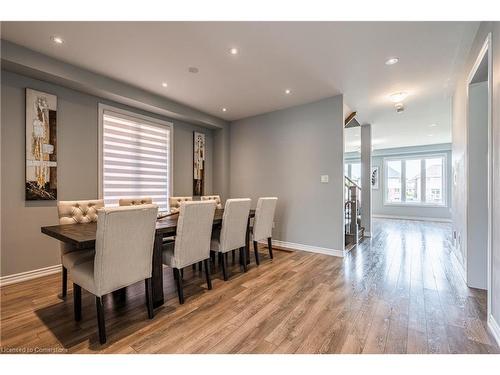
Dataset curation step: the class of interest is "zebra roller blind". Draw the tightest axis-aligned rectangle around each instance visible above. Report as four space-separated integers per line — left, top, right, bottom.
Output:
101 108 171 212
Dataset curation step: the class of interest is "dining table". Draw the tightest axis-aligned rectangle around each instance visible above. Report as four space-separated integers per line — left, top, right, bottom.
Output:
41 208 255 308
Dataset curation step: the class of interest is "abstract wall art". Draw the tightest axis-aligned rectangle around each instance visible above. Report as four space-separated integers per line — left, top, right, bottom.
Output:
193 131 205 196
25 88 58 200
371 166 379 190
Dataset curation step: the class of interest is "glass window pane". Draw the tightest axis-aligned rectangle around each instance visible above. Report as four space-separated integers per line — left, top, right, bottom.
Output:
386 160 402 203
405 159 421 203
426 158 443 204
351 163 361 186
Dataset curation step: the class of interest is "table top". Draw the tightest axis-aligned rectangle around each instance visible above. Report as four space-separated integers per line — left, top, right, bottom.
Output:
41 208 255 249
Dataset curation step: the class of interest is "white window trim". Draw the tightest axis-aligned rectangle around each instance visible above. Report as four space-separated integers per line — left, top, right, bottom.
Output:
383 153 447 208
97 103 174 208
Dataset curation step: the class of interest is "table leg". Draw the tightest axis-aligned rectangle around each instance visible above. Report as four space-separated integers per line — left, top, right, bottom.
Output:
245 216 251 265
152 232 164 308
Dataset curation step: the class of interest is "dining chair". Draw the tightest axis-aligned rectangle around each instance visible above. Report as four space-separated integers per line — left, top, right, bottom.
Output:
169 196 193 213
118 197 153 206
162 200 216 304
57 199 104 299
210 198 251 280
70 204 158 344
252 197 278 265
201 195 223 209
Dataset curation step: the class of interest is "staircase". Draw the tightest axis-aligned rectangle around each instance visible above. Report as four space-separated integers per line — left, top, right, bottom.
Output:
345 176 365 251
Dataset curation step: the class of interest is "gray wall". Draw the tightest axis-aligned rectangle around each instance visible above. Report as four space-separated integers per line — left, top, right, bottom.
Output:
229 96 345 252
360 124 372 234
1 70 215 277
346 143 452 221
452 21 500 326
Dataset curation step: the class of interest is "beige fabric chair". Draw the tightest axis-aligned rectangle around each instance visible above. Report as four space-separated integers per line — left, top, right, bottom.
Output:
57 199 104 298
71 204 158 344
201 195 223 209
162 200 216 303
210 198 251 280
169 196 193 213
119 197 153 206
252 197 278 265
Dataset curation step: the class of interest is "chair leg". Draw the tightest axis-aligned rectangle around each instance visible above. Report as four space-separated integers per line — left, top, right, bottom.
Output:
221 253 228 281
204 259 212 290
173 268 184 304
253 241 260 266
95 296 106 344
232 250 235 263
268 237 274 259
192 264 196 271
62 266 68 298
240 247 247 272
145 278 154 319
180 268 184 278
198 261 203 272
73 283 82 321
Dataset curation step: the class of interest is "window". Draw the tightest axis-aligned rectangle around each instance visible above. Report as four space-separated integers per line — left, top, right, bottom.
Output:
384 154 446 206
99 105 172 212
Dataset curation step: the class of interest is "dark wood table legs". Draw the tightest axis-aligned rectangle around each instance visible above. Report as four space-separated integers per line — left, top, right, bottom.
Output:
151 232 164 308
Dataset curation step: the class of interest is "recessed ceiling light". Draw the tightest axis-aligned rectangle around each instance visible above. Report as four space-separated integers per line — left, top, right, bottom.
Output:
51 36 64 44
429 123 437 127
161 82 168 88
222 108 227 112
229 48 238 55
389 92 408 103
428 134 434 137
385 57 399 65
188 67 199 74
285 89 291 95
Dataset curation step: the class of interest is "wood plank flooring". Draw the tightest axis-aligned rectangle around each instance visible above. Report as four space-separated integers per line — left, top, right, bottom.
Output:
1 218 498 353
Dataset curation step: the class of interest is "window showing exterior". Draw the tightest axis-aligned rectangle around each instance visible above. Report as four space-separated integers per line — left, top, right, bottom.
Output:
384 155 446 206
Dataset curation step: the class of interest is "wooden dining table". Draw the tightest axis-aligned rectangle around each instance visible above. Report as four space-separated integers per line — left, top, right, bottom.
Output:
41 208 255 308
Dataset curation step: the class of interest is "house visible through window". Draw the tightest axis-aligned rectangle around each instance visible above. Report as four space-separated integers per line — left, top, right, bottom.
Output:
384 155 446 206
99 105 172 212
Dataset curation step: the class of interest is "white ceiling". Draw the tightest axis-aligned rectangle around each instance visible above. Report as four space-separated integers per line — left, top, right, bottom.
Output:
1 21 478 150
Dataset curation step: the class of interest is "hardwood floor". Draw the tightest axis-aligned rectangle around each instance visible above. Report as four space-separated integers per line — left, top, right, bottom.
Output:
1 218 498 353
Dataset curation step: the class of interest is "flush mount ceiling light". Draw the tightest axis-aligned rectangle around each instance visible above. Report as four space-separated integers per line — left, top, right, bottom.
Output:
161 82 168 88
285 89 292 95
222 108 227 112
229 48 238 55
385 57 399 65
389 92 408 103
51 36 64 44
188 67 199 74
394 103 405 113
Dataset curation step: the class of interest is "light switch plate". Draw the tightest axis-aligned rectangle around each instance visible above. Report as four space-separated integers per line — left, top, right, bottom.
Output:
320 175 329 183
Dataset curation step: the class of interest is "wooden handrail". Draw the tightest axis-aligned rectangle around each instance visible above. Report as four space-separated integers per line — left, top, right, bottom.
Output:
344 175 361 190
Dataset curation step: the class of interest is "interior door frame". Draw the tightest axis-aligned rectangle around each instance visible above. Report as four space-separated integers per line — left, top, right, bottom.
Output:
465 32 492 318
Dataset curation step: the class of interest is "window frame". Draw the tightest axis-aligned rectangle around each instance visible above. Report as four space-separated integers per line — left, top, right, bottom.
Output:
98 103 174 211
383 153 447 208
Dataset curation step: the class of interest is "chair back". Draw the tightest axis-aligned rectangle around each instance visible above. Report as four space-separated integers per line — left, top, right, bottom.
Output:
219 199 251 252
201 195 223 209
119 197 153 206
94 204 158 296
173 201 216 268
57 199 104 253
169 196 193 213
253 197 278 241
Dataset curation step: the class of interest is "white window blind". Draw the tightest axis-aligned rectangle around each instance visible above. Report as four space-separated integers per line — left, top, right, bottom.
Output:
101 109 171 212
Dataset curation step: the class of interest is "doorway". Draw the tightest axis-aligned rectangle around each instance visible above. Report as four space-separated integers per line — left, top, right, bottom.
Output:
466 34 492 314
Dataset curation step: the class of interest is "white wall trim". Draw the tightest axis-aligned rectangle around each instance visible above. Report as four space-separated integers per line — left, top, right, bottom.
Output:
373 214 452 223
260 239 345 257
487 314 500 347
0 264 61 287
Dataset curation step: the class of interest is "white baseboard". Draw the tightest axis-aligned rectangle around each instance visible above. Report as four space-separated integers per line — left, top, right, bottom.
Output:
372 214 452 223
0 264 61 287
488 314 500 347
261 239 345 257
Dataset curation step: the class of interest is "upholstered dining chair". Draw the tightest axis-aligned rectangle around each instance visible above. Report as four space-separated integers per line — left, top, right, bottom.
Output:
118 197 153 206
162 200 216 304
201 195 223 209
70 204 158 344
252 197 278 265
210 198 251 280
57 199 104 299
169 196 193 213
